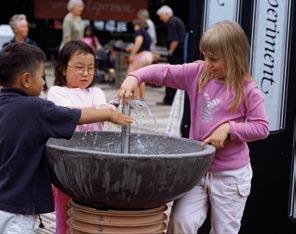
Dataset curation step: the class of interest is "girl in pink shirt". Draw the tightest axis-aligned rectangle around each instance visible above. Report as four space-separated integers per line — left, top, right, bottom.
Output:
118 20 269 234
82 25 101 52
47 40 112 234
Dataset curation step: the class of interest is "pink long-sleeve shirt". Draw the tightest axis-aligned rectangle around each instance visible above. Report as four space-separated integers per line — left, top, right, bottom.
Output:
130 61 269 171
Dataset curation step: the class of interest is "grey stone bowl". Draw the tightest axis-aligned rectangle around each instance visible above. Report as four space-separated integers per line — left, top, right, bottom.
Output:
46 131 215 210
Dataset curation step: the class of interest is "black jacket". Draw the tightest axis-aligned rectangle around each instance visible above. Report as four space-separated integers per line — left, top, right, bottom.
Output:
2 37 38 50
0 88 80 214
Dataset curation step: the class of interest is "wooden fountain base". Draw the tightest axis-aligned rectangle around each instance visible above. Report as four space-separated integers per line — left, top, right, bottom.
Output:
67 199 167 234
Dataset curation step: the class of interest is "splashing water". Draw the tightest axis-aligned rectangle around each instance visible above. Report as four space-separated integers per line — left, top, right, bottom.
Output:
106 98 159 135
81 98 160 153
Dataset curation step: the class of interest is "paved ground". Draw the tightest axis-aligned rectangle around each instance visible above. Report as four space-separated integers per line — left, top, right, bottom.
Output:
34 64 173 233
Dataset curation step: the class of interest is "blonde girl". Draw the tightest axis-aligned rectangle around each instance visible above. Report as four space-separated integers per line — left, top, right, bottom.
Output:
118 20 269 234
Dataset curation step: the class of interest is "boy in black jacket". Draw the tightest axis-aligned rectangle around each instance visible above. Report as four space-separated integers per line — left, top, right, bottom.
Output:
0 43 132 233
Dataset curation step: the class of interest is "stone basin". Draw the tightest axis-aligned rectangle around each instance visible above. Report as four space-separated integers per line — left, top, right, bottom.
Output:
46 131 215 210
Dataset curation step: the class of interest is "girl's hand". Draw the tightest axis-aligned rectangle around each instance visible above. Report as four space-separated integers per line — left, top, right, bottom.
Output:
118 75 139 103
202 123 230 149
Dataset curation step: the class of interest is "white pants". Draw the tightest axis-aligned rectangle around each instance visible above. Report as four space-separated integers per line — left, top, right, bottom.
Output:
0 210 36 234
167 162 252 234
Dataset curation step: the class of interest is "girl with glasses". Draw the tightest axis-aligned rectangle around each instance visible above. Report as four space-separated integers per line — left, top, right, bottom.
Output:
47 40 115 234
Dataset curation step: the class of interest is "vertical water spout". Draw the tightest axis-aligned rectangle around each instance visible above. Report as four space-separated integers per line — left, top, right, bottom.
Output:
121 100 131 153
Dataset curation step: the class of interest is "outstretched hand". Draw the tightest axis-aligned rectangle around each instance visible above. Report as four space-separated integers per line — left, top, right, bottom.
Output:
96 104 117 111
202 123 230 149
118 75 139 103
108 108 133 125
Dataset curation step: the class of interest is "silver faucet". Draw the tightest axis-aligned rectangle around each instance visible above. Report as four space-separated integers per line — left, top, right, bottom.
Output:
121 100 131 153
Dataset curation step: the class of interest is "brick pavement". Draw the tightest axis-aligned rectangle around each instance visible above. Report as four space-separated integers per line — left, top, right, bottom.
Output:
34 65 173 233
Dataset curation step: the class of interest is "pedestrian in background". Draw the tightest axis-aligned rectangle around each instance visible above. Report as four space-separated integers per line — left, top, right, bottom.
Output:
60 0 85 50
156 5 186 105
137 8 157 51
2 14 49 99
127 19 153 100
83 25 102 52
2 14 37 49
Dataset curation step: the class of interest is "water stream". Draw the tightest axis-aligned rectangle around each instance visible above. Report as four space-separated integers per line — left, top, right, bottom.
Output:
102 98 160 153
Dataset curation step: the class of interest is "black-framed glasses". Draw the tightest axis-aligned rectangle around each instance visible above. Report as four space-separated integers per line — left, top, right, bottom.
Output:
67 64 95 75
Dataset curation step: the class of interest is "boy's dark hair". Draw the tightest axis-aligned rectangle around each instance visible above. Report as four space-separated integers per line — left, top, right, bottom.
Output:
54 40 96 87
0 43 46 86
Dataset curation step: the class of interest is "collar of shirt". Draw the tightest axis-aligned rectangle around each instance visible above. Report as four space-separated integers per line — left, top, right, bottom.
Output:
0 87 28 97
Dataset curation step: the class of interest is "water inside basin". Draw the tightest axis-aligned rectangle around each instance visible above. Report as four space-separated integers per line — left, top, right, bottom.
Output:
46 131 215 209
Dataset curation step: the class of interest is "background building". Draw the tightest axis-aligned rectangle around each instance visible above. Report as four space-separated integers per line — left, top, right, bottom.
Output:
0 0 189 60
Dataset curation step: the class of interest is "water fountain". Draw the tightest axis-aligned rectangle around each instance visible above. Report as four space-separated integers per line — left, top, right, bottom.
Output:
46 100 216 233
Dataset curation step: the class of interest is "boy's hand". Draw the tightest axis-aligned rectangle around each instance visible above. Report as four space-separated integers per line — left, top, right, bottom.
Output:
108 108 133 125
118 75 139 103
202 123 230 149
97 104 117 111
79 107 133 125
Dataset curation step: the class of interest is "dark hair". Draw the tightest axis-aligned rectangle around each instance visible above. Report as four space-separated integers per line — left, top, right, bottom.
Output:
84 25 95 37
83 25 99 51
54 40 96 87
0 43 46 86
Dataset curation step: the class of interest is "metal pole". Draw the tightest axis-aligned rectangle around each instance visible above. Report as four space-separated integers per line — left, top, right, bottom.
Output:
121 101 131 154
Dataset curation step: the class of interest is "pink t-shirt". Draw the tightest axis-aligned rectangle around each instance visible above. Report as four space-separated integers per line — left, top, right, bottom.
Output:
82 36 99 50
47 86 106 132
130 61 269 171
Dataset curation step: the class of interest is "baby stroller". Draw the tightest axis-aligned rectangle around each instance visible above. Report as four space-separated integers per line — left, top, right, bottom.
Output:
95 47 115 83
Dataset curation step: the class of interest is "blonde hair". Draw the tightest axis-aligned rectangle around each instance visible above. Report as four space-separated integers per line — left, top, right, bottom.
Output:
199 20 250 111
137 9 150 19
9 14 27 32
